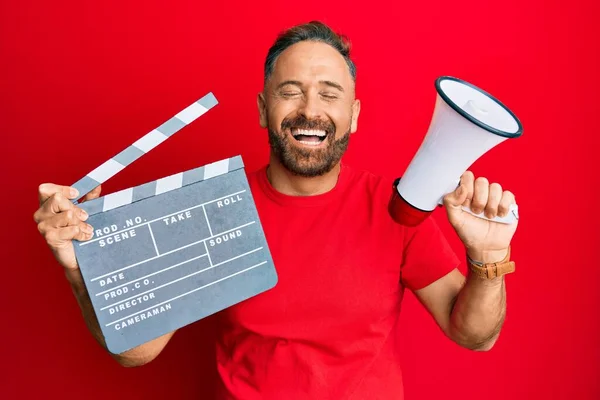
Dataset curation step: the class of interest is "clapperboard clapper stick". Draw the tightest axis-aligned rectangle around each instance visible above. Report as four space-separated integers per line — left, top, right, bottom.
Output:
71 93 278 354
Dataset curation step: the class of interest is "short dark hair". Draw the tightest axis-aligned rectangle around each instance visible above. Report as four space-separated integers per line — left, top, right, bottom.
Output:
264 21 356 84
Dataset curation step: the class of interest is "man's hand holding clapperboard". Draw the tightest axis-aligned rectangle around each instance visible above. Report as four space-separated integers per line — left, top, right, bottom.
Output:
34 92 278 356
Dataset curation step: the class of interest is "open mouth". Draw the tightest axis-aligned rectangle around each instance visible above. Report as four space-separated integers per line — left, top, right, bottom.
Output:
291 128 328 146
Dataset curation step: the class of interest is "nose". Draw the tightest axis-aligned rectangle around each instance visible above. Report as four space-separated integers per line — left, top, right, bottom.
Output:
298 91 323 120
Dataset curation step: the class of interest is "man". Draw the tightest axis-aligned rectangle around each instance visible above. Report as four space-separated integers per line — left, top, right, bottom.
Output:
34 21 519 399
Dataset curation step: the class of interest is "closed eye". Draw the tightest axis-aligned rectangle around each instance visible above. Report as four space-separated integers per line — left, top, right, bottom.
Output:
280 91 301 98
320 92 339 100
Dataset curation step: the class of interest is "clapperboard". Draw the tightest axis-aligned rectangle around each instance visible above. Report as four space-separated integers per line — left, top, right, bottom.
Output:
71 93 278 354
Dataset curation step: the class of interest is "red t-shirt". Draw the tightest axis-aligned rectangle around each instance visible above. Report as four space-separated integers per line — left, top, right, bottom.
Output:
215 162 460 400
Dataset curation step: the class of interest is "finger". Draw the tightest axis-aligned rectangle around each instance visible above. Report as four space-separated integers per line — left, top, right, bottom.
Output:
443 183 468 208
470 177 489 215
34 192 80 223
484 183 503 219
44 224 94 246
498 190 516 217
460 171 475 208
38 207 89 233
38 183 79 206
81 185 102 203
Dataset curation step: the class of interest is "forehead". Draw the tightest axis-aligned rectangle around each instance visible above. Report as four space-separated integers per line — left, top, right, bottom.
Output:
270 41 353 88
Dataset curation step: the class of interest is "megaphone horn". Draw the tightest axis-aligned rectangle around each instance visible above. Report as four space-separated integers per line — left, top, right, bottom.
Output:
389 76 523 227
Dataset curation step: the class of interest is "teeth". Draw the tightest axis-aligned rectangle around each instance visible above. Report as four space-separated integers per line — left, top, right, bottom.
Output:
298 140 322 146
292 129 327 137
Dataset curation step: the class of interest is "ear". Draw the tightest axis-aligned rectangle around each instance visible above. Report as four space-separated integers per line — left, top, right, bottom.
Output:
350 99 361 133
257 92 268 128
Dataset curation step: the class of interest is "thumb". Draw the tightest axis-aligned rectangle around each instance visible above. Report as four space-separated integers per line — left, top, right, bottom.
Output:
443 184 467 209
81 185 102 203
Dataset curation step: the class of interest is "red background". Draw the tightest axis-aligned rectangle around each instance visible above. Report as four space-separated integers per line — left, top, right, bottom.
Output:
1 0 598 399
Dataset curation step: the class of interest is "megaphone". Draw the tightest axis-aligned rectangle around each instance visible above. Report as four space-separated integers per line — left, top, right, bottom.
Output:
389 76 523 227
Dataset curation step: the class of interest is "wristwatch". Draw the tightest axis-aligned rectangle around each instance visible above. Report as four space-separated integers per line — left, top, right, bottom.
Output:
467 246 516 279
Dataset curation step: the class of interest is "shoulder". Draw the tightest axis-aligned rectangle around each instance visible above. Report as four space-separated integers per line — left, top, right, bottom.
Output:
343 164 452 243
341 163 397 202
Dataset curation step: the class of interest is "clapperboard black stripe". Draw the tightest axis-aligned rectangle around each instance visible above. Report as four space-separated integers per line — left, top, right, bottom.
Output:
70 92 277 355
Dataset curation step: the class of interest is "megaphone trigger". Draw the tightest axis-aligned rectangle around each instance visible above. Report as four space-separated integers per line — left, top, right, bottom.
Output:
459 203 519 224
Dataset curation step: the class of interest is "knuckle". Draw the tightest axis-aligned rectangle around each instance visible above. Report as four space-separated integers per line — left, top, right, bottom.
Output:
48 192 62 209
33 209 41 223
45 229 57 243
471 198 485 209
472 200 485 209
486 202 499 211
65 209 74 220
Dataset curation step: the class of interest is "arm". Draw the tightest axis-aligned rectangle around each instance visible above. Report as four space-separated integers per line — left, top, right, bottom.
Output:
66 263 176 366
414 172 517 351
414 262 506 351
34 183 175 367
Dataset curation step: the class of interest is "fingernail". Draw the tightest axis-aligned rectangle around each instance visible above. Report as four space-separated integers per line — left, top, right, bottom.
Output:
79 209 88 220
70 188 79 198
83 224 93 234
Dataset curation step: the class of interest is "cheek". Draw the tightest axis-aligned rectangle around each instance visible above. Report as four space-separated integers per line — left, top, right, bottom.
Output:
268 101 297 128
330 108 353 132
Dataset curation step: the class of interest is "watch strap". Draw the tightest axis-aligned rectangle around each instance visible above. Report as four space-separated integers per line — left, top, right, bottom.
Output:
468 247 515 279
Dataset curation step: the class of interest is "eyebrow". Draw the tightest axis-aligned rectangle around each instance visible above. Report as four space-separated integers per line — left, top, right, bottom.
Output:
276 80 303 90
320 80 344 92
275 80 345 92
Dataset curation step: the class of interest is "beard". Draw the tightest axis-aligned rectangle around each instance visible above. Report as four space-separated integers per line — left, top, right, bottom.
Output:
268 113 351 177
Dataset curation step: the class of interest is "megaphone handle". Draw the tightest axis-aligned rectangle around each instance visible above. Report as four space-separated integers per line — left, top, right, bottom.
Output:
461 203 519 225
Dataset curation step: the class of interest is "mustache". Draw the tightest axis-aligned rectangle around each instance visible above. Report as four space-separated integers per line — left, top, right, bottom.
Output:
280 114 336 135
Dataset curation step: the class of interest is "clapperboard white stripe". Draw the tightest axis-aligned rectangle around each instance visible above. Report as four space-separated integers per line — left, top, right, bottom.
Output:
103 188 133 212
204 158 230 179
156 173 183 195
87 159 126 184
78 155 245 216
71 92 218 200
133 130 168 153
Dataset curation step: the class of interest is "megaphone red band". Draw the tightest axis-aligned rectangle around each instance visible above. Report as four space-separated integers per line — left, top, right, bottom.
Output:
388 179 433 227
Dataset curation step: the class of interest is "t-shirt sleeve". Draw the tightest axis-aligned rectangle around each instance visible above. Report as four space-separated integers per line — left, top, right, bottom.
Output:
400 216 461 291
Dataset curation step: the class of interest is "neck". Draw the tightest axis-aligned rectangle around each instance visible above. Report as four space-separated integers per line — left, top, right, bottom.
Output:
266 155 342 196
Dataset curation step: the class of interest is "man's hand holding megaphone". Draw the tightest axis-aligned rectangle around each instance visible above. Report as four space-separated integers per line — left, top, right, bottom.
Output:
442 171 517 264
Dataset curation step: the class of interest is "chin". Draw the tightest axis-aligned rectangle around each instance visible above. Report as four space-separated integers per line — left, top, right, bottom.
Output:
282 158 338 178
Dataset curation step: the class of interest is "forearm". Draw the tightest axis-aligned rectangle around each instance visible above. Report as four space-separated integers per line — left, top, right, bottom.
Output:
448 249 508 351
65 268 174 367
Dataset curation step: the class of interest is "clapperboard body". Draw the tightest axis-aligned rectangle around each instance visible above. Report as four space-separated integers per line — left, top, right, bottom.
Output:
70 93 277 354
